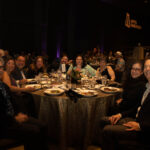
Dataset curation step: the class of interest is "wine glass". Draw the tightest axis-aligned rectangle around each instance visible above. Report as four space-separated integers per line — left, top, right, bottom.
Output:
101 75 107 86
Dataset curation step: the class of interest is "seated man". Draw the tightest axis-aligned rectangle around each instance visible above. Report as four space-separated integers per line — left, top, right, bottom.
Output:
0 58 49 150
101 58 150 150
114 51 125 83
11 55 28 85
59 55 71 73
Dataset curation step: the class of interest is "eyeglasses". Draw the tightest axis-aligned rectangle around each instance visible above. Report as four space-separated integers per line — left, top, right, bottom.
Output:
131 68 141 71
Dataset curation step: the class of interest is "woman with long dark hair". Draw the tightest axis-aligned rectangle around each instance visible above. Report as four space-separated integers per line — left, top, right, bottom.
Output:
27 56 47 78
2 56 36 117
3 56 34 93
67 55 96 77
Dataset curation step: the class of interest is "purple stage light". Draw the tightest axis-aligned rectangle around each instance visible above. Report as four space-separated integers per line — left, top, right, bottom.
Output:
57 46 60 58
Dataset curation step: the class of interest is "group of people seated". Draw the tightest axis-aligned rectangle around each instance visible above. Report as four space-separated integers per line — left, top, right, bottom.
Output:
100 59 150 150
0 57 49 150
59 51 125 82
0 48 149 150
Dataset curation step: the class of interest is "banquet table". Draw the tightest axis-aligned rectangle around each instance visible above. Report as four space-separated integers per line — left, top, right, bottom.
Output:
31 87 121 150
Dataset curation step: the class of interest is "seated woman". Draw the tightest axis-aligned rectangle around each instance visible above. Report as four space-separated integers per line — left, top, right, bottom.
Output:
27 56 47 78
2 57 36 116
96 56 115 81
3 57 35 93
0 58 49 150
101 60 146 125
108 60 147 117
67 55 96 77
100 60 146 135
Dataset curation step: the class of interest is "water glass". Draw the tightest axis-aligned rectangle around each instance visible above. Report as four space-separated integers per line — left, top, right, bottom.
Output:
101 75 107 86
90 77 96 89
57 69 62 82
67 80 72 89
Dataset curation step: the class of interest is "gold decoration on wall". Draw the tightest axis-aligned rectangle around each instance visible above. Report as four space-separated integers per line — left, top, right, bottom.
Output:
125 12 142 30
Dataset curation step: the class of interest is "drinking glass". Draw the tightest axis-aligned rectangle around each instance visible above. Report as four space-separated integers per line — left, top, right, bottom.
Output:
57 69 62 83
101 75 107 86
90 77 96 89
66 75 72 89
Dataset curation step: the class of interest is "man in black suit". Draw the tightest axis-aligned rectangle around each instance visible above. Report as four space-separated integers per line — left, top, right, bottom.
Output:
101 58 150 150
11 55 36 117
12 55 28 85
59 55 71 73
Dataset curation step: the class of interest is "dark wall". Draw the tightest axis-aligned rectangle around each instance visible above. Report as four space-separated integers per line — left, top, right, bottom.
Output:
0 0 45 55
47 0 150 60
0 0 149 60
0 1 33 53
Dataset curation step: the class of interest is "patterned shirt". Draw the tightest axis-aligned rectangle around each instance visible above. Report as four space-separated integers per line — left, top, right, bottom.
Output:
68 64 96 77
0 81 15 116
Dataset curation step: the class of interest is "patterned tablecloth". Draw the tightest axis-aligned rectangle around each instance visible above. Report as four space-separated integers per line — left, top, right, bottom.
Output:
31 88 121 150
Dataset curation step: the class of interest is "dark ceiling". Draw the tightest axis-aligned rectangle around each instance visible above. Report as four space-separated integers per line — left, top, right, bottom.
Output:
102 0 150 16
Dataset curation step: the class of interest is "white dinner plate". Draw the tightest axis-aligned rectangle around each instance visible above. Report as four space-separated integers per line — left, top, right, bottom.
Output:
25 84 41 90
44 88 64 96
100 86 122 94
74 88 98 97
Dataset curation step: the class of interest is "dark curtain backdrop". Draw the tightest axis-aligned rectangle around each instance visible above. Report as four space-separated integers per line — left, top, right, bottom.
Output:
0 0 46 55
0 1 35 54
0 0 149 60
47 0 150 60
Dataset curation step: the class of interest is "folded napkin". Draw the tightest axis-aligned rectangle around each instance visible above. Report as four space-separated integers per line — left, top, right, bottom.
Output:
108 82 122 88
66 89 82 103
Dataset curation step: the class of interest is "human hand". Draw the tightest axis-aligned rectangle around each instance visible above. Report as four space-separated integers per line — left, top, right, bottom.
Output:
75 68 81 72
116 98 123 105
19 79 27 85
68 60 73 64
108 113 122 125
25 87 35 92
123 121 140 131
15 113 28 123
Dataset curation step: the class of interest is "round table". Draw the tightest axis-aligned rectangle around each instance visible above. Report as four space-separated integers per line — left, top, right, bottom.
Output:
31 86 121 150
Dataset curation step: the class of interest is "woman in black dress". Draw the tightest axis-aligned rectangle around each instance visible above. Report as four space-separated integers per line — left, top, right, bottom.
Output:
96 56 115 81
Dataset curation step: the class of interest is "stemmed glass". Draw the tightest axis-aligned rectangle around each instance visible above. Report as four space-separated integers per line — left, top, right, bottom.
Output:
101 75 108 86
57 69 62 83
35 75 42 88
